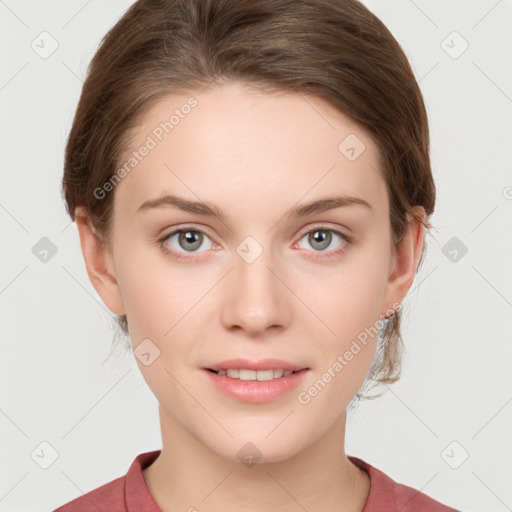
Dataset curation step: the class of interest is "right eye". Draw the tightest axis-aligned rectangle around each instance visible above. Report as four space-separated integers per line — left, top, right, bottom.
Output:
158 227 216 260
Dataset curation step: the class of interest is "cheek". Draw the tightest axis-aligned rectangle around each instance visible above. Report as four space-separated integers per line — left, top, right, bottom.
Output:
117 256 206 424
115 244 196 340
116 252 213 400
292 241 390 403
298 242 390 347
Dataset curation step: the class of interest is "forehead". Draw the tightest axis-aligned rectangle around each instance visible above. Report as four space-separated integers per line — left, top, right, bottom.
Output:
114 82 387 218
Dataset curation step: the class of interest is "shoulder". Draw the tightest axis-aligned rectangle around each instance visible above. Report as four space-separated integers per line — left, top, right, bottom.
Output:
53 475 125 511
348 456 460 512
53 450 162 512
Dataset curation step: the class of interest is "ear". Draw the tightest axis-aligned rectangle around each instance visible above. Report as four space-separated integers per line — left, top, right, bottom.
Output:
74 207 126 316
382 206 426 316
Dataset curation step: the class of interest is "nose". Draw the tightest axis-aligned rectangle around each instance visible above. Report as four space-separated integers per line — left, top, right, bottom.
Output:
220 247 292 336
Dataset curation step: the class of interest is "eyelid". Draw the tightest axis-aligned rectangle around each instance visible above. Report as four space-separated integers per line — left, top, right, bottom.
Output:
295 221 351 239
159 223 218 242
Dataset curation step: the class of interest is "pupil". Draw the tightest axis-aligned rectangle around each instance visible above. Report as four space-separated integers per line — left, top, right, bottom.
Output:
180 231 202 251
310 230 330 250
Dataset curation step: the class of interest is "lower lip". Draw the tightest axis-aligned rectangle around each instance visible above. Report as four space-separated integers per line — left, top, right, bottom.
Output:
202 369 309 403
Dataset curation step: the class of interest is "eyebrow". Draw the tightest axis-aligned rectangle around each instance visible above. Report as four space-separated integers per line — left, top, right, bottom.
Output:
136 193 372 221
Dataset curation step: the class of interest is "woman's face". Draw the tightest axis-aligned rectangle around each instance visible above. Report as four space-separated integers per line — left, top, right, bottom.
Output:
103 81 411 463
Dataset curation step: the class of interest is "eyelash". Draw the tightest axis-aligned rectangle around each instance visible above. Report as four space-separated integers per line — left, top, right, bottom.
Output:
157 225 353 261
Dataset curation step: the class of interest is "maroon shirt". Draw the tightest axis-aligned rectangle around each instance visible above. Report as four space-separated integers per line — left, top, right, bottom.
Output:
54 450 459 511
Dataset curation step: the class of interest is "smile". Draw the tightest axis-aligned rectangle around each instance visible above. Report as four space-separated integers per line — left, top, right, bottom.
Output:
203 368 309 403
207 368 297 380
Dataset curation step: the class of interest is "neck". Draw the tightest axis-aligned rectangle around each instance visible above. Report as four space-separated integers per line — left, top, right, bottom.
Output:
142 406 370 512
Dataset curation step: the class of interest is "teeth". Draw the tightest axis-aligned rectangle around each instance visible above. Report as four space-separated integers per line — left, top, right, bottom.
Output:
215 368 298 380
256 370 274 381
238 369 256 380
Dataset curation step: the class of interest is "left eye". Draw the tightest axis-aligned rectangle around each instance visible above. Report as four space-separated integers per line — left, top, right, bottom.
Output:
296 228 348 252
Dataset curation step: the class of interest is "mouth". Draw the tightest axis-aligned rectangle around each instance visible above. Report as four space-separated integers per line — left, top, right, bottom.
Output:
205 368 302 380
203 358 308 380
201 359 309 403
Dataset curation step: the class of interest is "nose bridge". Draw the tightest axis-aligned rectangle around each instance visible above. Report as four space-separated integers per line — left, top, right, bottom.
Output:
221 235 290 333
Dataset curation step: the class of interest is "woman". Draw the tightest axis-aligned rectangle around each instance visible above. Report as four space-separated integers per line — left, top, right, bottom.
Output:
55 0 458 510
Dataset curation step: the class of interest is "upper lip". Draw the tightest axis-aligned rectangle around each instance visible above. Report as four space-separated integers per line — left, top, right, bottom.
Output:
205 358 308 372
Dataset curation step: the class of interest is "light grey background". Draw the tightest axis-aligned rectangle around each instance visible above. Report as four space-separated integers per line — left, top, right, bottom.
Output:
1 1 511 511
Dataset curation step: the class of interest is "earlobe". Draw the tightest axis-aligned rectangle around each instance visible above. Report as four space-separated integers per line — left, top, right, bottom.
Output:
382 207 426 315
74 207 126 316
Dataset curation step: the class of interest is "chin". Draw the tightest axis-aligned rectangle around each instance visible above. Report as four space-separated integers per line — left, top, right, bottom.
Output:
205 427 310 466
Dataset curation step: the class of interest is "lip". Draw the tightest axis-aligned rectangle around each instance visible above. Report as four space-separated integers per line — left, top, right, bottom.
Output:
202 360 309 403
204 358 307 372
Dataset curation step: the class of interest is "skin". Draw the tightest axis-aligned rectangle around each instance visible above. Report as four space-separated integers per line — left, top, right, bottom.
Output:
75 81 425 511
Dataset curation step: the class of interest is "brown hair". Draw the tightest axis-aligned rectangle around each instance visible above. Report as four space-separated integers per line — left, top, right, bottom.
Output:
62 0 435 396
